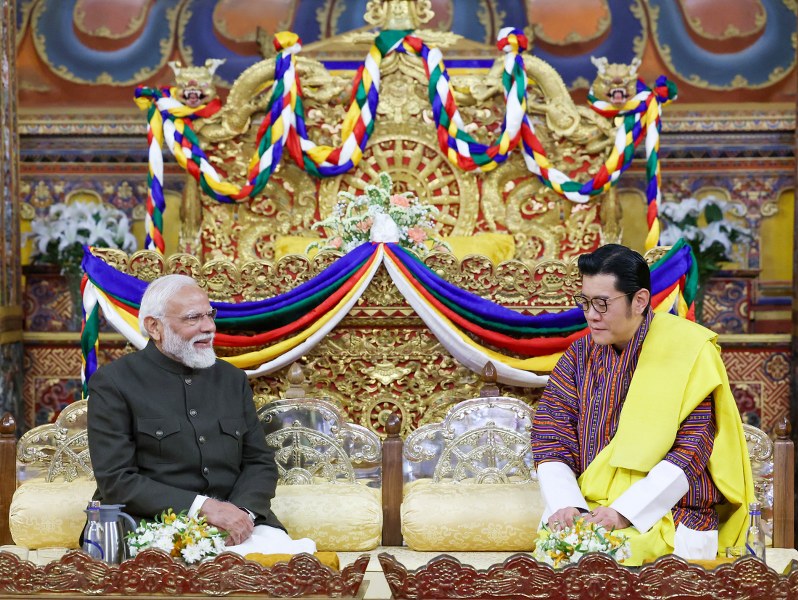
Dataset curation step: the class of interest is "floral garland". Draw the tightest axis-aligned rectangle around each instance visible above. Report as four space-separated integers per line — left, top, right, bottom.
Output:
135 29 676 255
127 509 227 565
533 518 632 568
308 172 447 256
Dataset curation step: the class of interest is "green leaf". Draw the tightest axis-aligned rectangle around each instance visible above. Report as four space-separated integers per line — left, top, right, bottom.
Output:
704 202 723 223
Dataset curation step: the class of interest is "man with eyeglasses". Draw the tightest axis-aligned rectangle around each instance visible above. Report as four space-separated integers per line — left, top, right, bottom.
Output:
87 274 315 555
531 244 753 565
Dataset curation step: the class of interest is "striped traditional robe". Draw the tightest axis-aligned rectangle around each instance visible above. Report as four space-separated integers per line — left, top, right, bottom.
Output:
531 309 721 531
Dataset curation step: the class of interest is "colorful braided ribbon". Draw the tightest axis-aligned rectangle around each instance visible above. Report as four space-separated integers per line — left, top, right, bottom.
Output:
135 28 676 254
80 238 696 395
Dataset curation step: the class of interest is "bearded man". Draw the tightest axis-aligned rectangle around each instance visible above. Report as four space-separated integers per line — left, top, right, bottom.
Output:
531 244 754 565
87 274 314 555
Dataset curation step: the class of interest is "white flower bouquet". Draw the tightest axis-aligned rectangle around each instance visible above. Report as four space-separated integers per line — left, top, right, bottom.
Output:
533 517 631 568
658 195 751 279
26 200 138 278
127 509 228 564
658 195 751 321
308 172 447 256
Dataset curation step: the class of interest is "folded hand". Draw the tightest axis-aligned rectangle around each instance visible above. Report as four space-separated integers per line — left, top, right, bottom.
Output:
547 507 582 530
199 498 254 546
583 506 630 530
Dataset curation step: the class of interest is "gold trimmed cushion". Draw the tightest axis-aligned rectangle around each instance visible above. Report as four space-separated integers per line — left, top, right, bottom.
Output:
10 479 96 549
246 551 340 570
273 232 516 264
271 483 382 551
443 233 516 264
273 236 321 261
401 480 544 551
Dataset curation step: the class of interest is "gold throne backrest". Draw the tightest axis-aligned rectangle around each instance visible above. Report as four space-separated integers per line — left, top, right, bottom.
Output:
402 396 536 485
258 398 382 487
16 400 93 483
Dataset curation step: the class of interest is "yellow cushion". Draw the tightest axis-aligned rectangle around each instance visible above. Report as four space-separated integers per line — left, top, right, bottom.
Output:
245 551 340 570
274 232 516 264
271 483 382 551
10 479 96 549
273 236 321 261
401 480 544 551
442 233 516 264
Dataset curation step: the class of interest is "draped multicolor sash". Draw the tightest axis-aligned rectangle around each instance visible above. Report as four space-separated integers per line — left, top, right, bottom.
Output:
79 239 698 398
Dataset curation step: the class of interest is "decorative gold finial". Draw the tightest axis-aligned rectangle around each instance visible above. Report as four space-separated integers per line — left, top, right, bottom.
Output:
364 0 434 30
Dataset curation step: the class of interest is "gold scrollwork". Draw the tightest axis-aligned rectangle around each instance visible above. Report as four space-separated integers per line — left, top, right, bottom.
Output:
364 0 434 29
31 1 179 86
73 0 149 40
685 2 765 41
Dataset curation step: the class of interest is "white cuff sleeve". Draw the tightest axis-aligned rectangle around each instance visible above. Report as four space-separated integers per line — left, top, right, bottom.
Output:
610 460 689 533
536 461 589 520
673 523 718 559
188 495 209 518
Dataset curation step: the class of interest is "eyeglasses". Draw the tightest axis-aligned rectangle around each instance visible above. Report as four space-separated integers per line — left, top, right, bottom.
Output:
162 308 217 325
572 293 631 314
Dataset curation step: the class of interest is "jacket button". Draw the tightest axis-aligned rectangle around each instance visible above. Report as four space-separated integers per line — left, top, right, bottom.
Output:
203 467 209 475
155 429 163 437
198 435 206 444
189 409 197 417
235 430 240 437
185 377 192 385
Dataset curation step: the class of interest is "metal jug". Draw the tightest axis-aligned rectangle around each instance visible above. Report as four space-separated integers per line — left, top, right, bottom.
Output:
96 504 138 564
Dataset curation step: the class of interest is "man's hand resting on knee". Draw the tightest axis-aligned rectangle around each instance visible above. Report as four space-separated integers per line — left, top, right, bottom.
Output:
199 498 254 546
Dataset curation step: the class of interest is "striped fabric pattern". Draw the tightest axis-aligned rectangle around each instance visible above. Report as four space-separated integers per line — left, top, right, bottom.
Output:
532 310 720 531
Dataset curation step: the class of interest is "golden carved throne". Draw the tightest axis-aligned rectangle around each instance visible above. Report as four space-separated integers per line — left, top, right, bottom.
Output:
123 1 641 436
172 1 626 265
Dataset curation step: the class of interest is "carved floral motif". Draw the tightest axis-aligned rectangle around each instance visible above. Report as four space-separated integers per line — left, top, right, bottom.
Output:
0 549 369 597
379 552 797 599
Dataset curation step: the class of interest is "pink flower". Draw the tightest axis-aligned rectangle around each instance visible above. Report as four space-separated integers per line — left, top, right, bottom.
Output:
390 194 410 207
330 237 342 249
407 227 427 243
356 217 373 232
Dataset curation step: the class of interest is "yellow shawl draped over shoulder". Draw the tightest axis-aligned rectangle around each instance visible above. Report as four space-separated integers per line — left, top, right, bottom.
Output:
577 312 755 565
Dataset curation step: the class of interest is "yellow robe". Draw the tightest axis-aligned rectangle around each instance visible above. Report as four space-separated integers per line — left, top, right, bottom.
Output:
577 312 755 565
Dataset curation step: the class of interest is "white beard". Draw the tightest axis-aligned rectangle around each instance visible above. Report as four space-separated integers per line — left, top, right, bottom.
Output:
161 324 216 369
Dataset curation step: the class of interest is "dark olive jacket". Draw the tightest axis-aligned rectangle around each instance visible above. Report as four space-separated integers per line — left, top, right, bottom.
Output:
87 340 283 529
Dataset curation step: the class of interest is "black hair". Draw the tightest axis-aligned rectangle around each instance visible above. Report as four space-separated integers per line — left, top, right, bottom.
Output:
577 244 651 297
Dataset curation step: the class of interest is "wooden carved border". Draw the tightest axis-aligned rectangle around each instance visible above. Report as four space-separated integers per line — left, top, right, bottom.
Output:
0 549 369 597
378 552 795 599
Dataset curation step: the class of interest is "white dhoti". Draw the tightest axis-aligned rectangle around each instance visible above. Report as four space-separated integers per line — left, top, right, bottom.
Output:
226 525 317 556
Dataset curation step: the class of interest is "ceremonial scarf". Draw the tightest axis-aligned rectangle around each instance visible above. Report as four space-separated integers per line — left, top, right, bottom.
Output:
578 312 755 565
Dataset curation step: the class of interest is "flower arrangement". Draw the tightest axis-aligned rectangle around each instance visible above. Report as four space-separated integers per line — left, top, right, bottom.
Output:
658 195 751 321
26 200 138 279
308 172 447 256
127 509 227 564
659 195 751 284
533 518 631 568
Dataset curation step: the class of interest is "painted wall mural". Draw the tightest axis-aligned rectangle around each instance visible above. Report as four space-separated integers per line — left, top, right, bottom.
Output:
16 0 797 109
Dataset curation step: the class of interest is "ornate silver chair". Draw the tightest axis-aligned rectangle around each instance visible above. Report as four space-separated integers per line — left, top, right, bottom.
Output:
9 400 96 551
256 364 385 550
399 362 542 551
744 423 774 538
259 397 382 487
16 400 93 483
403 395 535 485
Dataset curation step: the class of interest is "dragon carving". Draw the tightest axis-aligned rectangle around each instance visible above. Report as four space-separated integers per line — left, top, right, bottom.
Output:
590 56 642 106
167 59 225 108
